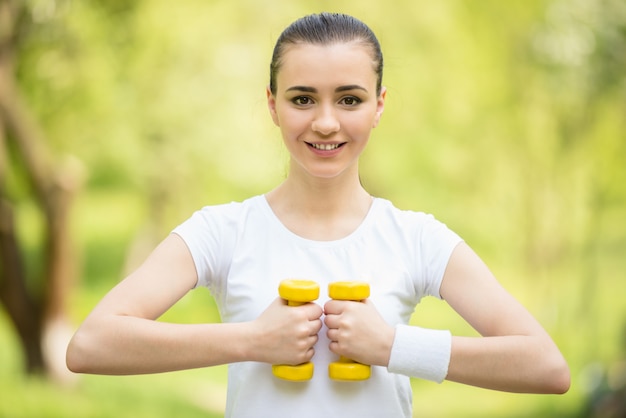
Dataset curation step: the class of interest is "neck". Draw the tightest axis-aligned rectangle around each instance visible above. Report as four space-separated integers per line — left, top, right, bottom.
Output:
265 165 373 240
271 167 369 214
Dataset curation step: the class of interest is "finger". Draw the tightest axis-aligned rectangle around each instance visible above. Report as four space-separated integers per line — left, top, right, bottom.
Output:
323 300 344 315
303 302 324 320
310 318 323 335
327 328 338 342
324 314 339 329
305 346 316 362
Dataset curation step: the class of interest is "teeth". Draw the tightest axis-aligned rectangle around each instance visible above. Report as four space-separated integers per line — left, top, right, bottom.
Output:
311 143 341 150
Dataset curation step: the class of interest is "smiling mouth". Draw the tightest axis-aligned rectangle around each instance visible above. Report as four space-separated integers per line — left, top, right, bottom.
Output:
307 142 345 151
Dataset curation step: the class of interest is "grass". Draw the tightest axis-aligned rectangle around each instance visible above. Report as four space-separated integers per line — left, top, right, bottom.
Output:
0 289 227 418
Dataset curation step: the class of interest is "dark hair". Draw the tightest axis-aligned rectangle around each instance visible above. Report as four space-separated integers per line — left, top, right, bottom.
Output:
269 13 384 96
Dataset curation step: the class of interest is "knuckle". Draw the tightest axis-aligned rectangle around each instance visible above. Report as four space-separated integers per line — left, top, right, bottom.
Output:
297 324 310 336
295 339 309 351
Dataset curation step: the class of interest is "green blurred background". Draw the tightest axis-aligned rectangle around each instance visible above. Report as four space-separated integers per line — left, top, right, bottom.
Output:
1 0 625 416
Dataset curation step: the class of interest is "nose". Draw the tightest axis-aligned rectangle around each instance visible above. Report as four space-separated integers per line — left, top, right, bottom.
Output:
311 104 340 136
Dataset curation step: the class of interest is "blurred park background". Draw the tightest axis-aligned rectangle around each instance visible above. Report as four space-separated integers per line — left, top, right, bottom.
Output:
1 0 625 416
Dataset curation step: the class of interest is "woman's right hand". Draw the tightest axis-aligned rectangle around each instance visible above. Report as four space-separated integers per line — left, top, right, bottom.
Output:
249 297 323 365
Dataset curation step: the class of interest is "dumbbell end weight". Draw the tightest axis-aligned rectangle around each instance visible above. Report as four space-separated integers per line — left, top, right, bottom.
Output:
328 281 370 301
279 279 320 304
329 356 371 381
272 362 315 381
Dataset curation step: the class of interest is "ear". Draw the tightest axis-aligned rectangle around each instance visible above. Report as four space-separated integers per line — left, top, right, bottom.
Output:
372 87 387 128
266 85 280 126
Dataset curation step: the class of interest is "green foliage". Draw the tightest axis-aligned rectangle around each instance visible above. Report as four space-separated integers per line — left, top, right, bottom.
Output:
3 0 625 416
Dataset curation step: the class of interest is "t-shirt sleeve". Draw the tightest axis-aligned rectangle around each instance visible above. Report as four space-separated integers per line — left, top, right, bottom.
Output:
417 214 463 300
386 213 461 381
171 203 237 300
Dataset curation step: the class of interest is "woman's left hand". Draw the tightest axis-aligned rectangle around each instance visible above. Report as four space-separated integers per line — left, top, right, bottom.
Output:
324 298 395 367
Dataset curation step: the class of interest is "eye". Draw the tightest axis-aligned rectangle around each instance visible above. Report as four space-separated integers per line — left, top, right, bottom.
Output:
292 96 313 106
340 96 362 106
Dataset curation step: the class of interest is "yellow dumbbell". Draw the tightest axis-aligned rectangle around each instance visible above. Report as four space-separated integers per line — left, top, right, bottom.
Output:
328 281 371 381
272 279 320 381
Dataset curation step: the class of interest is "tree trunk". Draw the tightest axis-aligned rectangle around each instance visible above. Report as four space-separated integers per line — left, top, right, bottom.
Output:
0 198 46 374
0 0 81 380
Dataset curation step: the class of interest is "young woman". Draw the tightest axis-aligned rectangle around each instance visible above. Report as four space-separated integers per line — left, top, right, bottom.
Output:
66 12 570 417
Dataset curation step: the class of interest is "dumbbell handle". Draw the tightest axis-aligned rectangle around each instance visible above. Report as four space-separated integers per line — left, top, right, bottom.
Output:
328 281 371 381
272 279 320 382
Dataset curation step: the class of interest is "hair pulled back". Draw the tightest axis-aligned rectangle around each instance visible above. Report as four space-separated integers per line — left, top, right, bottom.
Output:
269 13 383 96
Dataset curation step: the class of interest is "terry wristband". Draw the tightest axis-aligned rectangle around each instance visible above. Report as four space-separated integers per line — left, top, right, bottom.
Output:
387 324 452 383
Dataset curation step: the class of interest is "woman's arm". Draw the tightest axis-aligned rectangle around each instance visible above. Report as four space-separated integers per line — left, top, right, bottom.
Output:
325 242 569 394
66 233 323 375
440 242 570 393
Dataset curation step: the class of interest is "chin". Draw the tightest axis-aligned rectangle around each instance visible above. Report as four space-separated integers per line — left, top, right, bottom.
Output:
305 167 350 180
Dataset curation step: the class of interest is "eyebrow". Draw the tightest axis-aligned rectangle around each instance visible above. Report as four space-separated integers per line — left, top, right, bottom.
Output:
285 85 369 94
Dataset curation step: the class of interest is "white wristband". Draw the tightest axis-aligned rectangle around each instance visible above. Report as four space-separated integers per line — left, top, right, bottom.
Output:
387 324 452 383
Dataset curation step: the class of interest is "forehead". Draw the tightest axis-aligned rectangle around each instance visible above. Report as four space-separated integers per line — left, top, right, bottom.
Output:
276 42 377 91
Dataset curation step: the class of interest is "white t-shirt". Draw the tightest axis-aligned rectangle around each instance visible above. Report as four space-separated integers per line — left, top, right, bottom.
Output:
173 195 462 417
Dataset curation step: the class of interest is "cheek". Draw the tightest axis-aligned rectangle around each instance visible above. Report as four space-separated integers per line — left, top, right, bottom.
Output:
344 112 377 138
279 110 310 137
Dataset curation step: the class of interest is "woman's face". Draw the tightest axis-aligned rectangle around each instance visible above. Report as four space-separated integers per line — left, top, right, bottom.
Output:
267 42 386 181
